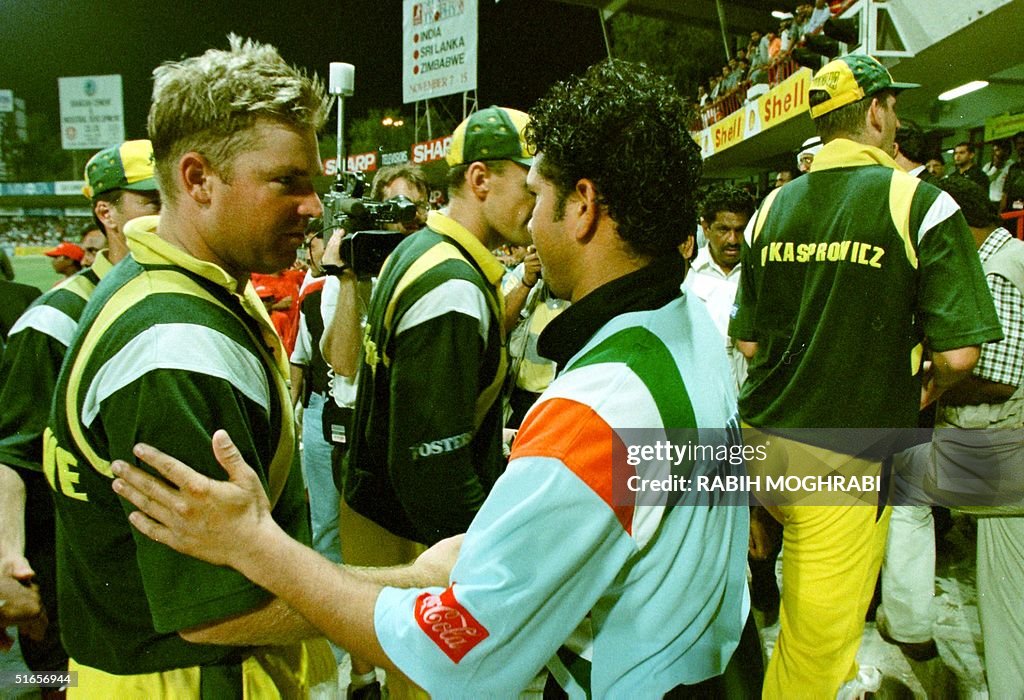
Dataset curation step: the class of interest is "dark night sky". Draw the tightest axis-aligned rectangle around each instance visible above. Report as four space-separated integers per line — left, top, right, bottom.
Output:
1 0 607 140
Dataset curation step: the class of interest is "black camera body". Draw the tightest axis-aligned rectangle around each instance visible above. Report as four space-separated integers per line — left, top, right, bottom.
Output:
320 173 418 278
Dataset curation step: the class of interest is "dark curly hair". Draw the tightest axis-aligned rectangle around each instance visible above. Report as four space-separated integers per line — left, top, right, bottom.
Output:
701 185 756 223
525 59 702 257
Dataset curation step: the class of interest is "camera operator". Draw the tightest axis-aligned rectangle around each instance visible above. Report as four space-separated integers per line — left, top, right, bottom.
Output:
324 107 532 512
370 164 430 233
320 164 430 379
314 112 533 697
315 162 431 698
336 104 533 547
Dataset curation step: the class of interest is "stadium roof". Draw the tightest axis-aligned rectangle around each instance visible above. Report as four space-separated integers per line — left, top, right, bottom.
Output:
550 0 801 37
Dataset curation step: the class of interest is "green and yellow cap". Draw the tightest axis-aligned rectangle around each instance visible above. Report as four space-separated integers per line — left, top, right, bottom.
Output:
809 54 919 119
82 139 157 199
446 106 533 168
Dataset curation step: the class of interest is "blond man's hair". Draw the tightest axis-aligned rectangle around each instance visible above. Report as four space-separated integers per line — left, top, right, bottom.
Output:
148 34 328 200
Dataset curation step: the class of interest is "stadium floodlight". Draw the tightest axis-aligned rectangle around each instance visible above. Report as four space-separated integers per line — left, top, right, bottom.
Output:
938 81 989 102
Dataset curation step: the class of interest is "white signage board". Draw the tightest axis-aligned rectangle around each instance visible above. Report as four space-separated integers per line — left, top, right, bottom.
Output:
403 0 478 103
0 90 13 113
58 75 125 150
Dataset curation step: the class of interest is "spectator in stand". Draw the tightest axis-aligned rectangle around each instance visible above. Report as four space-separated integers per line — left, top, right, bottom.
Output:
719 64 737 94
948 142 990 192
805 0 833 36
747 30 763 59
983 138 1014 205
79 227 106 267
697 84 709 108
709 75 723 100
735 58 750 86
768 26 783 59
43 242 84 282
893 120 935 182
749 30 770 84
792 3 813 41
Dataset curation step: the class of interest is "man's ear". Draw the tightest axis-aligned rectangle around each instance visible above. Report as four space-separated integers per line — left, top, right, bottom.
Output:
179 152 214 205
572 178 600 242
466 161 490 201
93 201 116 231
867 96 886 136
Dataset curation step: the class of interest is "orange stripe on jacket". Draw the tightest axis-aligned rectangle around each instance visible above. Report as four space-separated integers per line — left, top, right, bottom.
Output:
511 397 634 535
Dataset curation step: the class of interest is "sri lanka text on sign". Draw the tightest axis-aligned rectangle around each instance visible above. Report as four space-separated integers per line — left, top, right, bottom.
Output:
403 0 478 103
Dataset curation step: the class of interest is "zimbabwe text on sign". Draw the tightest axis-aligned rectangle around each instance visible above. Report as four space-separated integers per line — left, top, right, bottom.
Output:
403 0 478 103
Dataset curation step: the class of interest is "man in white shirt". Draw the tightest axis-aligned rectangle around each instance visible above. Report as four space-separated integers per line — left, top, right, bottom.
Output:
684 185 755 391
982 138 1014 204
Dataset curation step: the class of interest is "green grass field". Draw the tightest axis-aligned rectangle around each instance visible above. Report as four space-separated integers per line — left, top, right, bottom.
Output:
11 255 61 291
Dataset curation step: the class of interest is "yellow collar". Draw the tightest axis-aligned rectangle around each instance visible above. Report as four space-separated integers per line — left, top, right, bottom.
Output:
426 210 506 287
810 138 901 173
123 215 285 374
124 215 244 293
91 250 115 279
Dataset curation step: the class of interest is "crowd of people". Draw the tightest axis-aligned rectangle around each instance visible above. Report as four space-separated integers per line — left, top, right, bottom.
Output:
0 217 86 248
0 34 1021 700
696 0 858 129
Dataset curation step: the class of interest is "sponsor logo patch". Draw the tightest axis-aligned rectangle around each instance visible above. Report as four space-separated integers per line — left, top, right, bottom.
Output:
414 587 488 663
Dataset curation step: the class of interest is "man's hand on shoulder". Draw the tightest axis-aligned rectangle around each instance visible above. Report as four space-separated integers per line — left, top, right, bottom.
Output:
111 430 280 572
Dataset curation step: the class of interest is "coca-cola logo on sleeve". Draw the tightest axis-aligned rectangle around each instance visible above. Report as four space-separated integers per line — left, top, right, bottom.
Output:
414 586 489 663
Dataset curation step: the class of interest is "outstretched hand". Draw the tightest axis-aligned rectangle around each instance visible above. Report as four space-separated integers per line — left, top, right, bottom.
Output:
111 430 276 570
0 562 44 650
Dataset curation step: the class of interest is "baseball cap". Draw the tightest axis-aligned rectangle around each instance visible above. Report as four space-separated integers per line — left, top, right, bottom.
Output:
44 242 85 262
82 139 158 199
809 54 919 119
446 106 533 168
